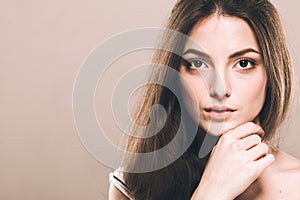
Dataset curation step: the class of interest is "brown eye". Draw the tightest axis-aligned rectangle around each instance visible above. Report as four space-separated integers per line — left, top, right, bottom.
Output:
236 59 256 70
239 60 249 68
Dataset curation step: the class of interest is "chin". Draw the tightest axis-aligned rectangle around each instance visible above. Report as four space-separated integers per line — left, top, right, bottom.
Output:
200 121 241 136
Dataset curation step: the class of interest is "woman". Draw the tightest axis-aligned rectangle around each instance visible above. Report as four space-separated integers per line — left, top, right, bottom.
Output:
109 0 300 199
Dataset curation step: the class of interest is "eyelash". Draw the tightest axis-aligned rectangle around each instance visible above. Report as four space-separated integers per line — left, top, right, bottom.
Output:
182 58 257 72
182 58 207 70
235 58 257 72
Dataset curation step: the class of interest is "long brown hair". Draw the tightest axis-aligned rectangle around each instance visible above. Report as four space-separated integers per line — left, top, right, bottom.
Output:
123 0 293 199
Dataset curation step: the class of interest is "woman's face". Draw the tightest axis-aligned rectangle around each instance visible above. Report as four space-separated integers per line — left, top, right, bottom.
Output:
179 15 267 136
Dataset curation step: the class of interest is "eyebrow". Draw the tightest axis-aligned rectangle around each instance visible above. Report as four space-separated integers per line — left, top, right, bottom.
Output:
182 49 212 60
228 48 260 59
182 48 260 60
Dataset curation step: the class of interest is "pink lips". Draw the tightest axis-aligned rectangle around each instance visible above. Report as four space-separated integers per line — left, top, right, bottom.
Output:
204 106 236 119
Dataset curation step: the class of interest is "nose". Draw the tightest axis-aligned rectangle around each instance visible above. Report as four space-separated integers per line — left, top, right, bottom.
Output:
209 69 231 101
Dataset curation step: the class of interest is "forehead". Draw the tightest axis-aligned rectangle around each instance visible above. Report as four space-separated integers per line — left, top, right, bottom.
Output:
185 14 259 54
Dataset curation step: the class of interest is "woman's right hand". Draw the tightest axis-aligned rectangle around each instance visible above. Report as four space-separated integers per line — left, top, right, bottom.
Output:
191 122 275 200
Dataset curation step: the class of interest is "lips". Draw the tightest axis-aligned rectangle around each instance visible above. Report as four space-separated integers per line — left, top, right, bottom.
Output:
204 106 236 119
204 107 236 113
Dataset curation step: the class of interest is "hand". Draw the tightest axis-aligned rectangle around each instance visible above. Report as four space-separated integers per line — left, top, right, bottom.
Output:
191 122 275 200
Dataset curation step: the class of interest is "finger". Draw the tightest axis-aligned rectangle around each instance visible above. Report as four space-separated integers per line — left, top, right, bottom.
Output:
222 122 264 140
254 153 275 174
252 118 265 138
247 143 269 161
239 134 262 150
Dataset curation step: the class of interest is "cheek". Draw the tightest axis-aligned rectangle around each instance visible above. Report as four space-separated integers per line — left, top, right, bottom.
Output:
179 74 208 119
236 82 265 100
232 71 267 112
180 75 209 104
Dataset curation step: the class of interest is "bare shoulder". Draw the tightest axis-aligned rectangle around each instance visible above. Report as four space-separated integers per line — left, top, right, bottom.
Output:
277 150 300 173
237 150 300 200
109 183 129 200
274 150 300 198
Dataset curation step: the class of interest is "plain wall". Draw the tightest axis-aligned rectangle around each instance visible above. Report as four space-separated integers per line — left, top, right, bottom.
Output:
0 0 299 199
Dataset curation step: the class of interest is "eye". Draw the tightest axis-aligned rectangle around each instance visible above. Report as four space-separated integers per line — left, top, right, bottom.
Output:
236 58 256 70
184 58 206 69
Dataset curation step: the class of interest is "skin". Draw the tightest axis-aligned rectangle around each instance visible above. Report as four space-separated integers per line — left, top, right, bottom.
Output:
179 14 267 136
109 185 128 200
182 15 300 200
109 15 300 200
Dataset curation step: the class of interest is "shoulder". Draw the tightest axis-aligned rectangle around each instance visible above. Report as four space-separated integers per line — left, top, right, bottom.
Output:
284 152 300 182
109 183 129 200
273 150 300 198
108 170 133 200
276 150 300 174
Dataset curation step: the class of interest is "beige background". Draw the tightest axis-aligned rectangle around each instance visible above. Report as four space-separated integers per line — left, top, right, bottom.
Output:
0 0 299 199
